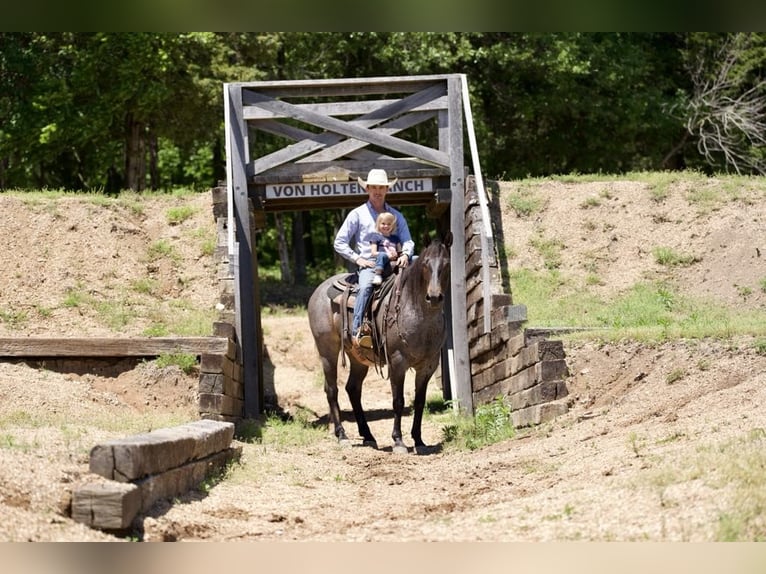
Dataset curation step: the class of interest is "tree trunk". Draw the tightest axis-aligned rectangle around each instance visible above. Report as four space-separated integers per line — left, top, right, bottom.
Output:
148 132 159 190
275 213 292 284
292 212 307 285
125 114 146 192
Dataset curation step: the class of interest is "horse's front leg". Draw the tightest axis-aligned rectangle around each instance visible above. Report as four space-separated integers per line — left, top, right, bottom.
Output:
410 364 438 453
390 369 408 454
345 361 377 447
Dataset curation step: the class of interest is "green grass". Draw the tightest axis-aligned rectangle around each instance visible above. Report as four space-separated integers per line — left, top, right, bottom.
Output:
0 309 28 328
245 410 327 450
647 429 766 541
529 236 565 270
155 353 198 374
652 246 701 267
0 407 194 438
147 239 178 263
505 185 547 217
509 269 766 341
166 205 198 225
506 170 766 209
434 395 516 451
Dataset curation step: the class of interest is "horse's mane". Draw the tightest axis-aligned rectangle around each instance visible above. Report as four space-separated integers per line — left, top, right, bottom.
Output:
397 237 447 291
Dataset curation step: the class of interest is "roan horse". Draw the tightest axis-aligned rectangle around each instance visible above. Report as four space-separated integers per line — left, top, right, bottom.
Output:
307 232 452 454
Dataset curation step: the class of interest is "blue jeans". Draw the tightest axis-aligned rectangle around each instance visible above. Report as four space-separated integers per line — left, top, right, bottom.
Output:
374 252 392 274
352 264 376 336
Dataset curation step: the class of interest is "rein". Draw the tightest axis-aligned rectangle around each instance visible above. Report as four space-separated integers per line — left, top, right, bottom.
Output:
378 271 405 378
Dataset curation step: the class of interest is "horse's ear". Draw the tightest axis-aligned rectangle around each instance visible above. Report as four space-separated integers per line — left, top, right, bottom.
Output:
442 231 453 248
422 232 432 247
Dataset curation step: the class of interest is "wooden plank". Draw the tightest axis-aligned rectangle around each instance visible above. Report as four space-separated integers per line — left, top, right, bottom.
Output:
254 119 384 162
243 95 448 120
135 446 241 513
251 160 448 184
0 337 228 357
299 110 438 163
239 75 454 99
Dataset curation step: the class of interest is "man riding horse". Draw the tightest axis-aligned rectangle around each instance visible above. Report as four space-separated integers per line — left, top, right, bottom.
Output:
333 169 415 349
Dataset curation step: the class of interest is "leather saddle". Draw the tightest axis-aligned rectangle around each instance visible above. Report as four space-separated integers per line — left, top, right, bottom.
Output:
325 271 398 368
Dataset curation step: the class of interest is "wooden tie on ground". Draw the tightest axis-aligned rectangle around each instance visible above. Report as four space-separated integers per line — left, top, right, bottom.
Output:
71 419 241 531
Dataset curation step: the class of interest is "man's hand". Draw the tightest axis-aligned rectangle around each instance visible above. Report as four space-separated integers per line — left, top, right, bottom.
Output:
356 257 374 269
396 254 409 268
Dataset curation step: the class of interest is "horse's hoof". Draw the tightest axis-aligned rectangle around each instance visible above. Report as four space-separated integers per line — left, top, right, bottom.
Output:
362 439 378 449
392 444 409 455
414 444 430 455
337 438 352 448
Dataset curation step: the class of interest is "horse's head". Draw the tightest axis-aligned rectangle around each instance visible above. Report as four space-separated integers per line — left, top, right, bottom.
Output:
417 231 452 308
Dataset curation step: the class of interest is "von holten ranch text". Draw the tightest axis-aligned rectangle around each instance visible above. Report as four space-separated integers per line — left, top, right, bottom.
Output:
265 178 433 199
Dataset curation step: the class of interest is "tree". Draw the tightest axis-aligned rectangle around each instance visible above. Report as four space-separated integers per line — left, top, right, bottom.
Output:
674 33 766 175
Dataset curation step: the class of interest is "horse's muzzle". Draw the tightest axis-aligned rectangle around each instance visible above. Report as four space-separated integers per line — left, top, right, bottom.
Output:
425 292 445 307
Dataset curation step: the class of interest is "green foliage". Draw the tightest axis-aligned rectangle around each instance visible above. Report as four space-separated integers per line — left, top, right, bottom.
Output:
652 246 701 267
3 33 766 193
440 396 516 451
511 269 766 341
506 185 546 217
155 353 198 375
255 410 326 450
166 205 197 225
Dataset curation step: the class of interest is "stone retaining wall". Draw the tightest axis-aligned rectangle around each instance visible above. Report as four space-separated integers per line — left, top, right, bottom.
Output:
464 176 570 426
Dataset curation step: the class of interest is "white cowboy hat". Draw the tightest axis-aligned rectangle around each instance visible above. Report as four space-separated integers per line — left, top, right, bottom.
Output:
357 168 397 189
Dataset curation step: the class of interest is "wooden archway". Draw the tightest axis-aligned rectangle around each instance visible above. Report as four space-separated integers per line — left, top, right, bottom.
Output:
223 74 484 417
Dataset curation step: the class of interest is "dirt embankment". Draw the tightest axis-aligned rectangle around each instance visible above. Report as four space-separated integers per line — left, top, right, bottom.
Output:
0 177 765 542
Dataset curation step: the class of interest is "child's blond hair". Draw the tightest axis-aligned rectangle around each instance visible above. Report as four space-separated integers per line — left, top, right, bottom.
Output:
376 211 397 233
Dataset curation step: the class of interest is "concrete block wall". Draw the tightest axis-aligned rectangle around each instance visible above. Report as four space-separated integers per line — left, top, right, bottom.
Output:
464 176 570 427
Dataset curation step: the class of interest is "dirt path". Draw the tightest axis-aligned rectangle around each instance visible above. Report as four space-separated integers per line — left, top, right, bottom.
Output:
137 322 766 542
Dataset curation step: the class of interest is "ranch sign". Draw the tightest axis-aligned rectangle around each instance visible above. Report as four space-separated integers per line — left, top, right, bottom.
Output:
265 177 433 200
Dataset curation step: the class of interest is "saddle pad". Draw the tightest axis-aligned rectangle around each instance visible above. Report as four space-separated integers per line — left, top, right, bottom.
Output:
325 273 358 300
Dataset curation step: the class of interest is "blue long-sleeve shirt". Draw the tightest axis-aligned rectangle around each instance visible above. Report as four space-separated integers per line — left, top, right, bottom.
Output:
334 201 414 265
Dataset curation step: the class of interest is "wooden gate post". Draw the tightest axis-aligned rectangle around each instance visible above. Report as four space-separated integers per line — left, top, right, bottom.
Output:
224 83 263 418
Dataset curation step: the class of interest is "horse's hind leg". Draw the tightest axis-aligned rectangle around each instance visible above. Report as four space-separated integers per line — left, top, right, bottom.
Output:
318 351 349 443
345 361 376 447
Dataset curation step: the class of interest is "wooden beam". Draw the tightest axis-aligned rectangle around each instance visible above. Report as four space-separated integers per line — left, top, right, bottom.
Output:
247 91 449 168
446 75 473 415
250 84 447 174
227 84 264 418
243 96 448 120
239 75 455 99
0 337 229 358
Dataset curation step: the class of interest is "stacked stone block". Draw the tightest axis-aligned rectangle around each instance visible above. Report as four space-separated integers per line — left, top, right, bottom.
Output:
71 420 241 531
464 176 570 427
198 185 245 421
